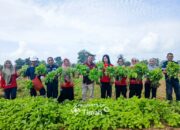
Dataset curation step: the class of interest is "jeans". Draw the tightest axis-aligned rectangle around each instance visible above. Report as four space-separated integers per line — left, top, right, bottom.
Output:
4 87 17 99
166 78 180 101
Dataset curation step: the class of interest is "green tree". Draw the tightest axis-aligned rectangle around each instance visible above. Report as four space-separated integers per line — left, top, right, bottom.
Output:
154 58 160 66
54 56 62 66
141 60 148 65
0 65 3 71
24 58 30 65
124 61 131 66
77 49 95 63
15 58 25 70
40 60 46 65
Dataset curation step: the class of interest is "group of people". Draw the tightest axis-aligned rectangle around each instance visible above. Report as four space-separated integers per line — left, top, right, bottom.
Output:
0 53 179 102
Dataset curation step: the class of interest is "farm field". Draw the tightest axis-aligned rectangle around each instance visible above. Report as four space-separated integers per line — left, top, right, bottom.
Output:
0 78 180 130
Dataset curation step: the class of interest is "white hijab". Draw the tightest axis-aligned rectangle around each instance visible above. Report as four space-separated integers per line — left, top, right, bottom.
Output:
2 60 15 85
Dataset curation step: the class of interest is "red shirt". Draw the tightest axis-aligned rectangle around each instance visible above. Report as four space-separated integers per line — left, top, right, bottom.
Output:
100 63 113 83
0 74 3 88
61 81 74 88
115 77 127 86
130 78 142 85
1 73 18 89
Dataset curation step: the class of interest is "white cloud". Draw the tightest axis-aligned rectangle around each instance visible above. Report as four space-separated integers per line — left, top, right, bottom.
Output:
138 32 159 52
0 41 37 64
0 0 180 64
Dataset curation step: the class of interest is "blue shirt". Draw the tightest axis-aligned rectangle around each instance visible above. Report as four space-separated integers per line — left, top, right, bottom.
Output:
26 66 36 80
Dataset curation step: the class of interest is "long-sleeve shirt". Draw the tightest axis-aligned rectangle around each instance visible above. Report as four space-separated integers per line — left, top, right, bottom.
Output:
1 73 18 89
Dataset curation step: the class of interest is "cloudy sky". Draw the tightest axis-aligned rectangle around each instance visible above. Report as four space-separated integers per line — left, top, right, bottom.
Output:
0 0 180 64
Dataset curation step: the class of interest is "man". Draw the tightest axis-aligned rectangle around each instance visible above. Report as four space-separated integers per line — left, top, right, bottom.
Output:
162 53 180 101
25 56 46 96
46 57 58 98
82 55 96 100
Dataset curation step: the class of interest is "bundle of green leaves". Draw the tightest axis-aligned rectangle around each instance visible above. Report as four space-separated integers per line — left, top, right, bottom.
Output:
134 62 148 79
55 67 63 76
75 64 89 76
146 68 163 88
44 71 57 83
105 66 115 78
96 61 104 70
166 62 180 79
62 67 76 77
114 66 128 79
61 67 76 81
18 65 28 77
35 64 47 75
19 79 33 89
88 68 103 83
126 67 138 79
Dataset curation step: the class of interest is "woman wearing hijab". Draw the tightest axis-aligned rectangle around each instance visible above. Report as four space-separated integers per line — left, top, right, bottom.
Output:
1 60 18 99
58 58 74 102
115 57 127 98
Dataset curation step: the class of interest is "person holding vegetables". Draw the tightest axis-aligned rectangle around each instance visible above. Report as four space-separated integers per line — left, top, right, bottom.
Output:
115 57 127 98
82 54 96 101
58 58 74 103
25 56 46 96
46 57 58 98
162 53 180 101
145 58 158 98
0 60 18 99
100 54 113 98
129 58 143 98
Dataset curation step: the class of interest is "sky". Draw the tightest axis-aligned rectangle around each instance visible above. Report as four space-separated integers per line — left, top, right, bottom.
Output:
0 0 180 65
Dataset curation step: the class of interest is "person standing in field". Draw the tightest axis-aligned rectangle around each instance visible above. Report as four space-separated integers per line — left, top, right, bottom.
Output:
162 53 180 101
82 54 96 101
1 60 18 99
115 57 127 98
145 58 158 98
129 58 143 98
100 54 113 98
25 56 46 96
58 58 74 103
46 57 58 98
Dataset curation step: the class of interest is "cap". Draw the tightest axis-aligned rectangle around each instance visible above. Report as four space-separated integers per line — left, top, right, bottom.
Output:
30 56 38 61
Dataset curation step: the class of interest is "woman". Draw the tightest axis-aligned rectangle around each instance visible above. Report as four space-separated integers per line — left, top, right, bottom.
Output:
1 60 18 99
129 58 143 98
115 57 127 98
100 54 113 98
58 58 74 103
46 57 58 98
